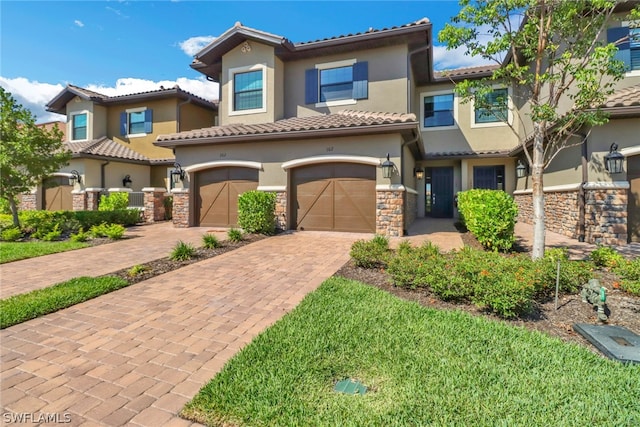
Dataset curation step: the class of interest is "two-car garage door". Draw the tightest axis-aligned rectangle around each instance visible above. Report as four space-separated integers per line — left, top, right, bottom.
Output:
291 163 375 233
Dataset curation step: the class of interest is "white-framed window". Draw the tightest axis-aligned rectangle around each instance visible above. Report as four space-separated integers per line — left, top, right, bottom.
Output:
69 111 88 141
305 58 369 107
609 22 640 77
228 64 267 115
420 90 458 131
470 86 512 128
120 107 152 138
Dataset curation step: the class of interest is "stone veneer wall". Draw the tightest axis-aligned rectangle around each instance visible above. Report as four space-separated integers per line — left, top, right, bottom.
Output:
19 193 37 211
143 188 167 223
514 187 627 246
72 191 87 211
376 190 404 237
172 190 189 228
274 191 287 231
86 190 103 211
404 191 417 231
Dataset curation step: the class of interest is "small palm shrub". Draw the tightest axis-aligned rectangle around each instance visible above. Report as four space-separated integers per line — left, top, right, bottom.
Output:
202 233 221 249
70 228 91 242
170 241 196 261
350 235 391 268
41 224 62 241
1 227 22 242
128 264 148 277
227 228 244 242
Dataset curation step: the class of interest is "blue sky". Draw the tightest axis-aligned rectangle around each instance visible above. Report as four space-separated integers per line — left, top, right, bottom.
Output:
1 1 487 123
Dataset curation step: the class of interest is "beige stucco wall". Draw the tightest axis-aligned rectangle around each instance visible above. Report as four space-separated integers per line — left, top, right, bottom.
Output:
588 118 639 182
414 82 519 155
285 45 409 118
220 42 277 125
101 161 150 191
174 133 407 189
151 165 172 189
66 98 96 141
108 98 179 160
179 102 216 133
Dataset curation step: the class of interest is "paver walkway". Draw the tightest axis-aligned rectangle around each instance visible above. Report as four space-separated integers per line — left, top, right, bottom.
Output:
1 231 357 426
1 222 225 298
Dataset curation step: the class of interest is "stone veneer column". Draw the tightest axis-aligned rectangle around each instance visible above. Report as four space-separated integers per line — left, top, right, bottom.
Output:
376 189 404 237
584 186 628 246
142 187 167 223
72 190 87 211
19 191 37 211
404 190 418 231
171 188 190 228
274 191 287 231
85 188 104 211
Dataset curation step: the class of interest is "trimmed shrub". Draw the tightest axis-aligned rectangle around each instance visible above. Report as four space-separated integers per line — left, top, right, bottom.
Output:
99 192 129 211
237 190 276 235
589 246 625 269
457 189 518 252
228 228 244 242
387 242 444 289
170 241 196 261
73 209 141 228
21 211 75 238
41 224 62 241
615 258 640 296
1 227 22 242
350 235 391 269
472 273 536 318
202 233 221 249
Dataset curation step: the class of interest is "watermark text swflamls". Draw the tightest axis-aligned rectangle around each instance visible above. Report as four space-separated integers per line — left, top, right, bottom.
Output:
3 412 72 424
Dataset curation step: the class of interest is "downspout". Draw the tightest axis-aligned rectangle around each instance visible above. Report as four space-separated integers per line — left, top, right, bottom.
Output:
100 161 110 189
176 99 192 133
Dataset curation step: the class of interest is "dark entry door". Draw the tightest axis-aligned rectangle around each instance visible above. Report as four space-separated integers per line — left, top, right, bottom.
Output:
428 167 454 218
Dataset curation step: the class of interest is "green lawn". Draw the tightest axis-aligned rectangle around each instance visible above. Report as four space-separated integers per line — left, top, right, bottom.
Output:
0 241 89 264
1 276 128 328
184 277 640 426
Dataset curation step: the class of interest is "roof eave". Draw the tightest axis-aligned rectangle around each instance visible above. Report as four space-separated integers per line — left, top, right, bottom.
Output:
426 151 512 160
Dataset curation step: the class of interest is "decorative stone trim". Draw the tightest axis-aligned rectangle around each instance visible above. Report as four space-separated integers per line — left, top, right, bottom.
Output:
107 188 133 193
72 191 87 211
257 185 287 192
282 155 381 170
513 183 581 194
583 181 630 190
171 189 190 228
375 184 406 191
404 186 418 195
185 160 263 173
274 191 287 231
143 188 167 223
376 190 404 237
620 146 640 157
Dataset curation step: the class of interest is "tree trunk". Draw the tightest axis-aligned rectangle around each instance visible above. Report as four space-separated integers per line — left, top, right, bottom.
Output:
531 123 546 260
8 196 20 228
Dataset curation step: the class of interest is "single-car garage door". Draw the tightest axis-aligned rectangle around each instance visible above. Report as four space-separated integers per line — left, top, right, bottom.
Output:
43 176 73 211
195 167 258 227
291 163 375 233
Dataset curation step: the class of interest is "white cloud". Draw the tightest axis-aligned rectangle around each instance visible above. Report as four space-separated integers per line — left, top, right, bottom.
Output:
0 77 65 123
179 36 216 56
0 76 219 124
74 20 84 28
432 45 496 71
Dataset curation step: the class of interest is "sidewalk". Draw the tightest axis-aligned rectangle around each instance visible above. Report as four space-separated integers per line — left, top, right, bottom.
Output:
0 222 225 299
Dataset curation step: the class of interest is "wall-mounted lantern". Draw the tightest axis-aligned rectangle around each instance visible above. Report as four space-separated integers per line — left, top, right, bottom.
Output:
604 143 624 174
68 170 81 186
381 153 395 179
516 160 528 178
122 174 132 188
414 167 425 180
171 162 186 184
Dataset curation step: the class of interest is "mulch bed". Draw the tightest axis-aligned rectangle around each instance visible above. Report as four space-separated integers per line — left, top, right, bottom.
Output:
335 229 640 353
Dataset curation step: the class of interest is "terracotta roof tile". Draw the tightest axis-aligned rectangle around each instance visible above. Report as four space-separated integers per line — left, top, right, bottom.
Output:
433 65 500 80
157 110 417 142
426 149 511 158
66 137 149 162
602 84 640 108
67 84 108 99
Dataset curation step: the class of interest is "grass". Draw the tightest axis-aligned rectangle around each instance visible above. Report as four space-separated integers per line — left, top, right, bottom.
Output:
184 277 640 426
0 241 90 264
1 276 128 329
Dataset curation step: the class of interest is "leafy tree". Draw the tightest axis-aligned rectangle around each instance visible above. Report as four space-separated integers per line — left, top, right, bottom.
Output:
439 0 638 259
0 87 71 226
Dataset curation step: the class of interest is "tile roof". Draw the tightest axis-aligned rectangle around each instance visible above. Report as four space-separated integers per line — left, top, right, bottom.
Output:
156 110 417 143
67 84 109 100
602 84 640 108
433 65 500 80
66 137 149 162
426 149 511 158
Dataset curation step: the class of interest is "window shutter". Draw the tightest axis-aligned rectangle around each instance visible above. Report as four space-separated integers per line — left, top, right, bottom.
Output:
352 61 368 100
120 112 127 136
305 68 318 104
144 109 153 133
608 27 631 70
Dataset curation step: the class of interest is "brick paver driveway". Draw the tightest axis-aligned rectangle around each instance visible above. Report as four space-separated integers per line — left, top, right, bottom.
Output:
1 232 357 426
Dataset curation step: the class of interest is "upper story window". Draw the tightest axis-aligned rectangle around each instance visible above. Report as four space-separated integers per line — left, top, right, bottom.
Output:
420 92 457 130
608 23 640 74
305 59 368 107
71 112 87 141
120 107 152 137
473 88 509 126
228 64 267 116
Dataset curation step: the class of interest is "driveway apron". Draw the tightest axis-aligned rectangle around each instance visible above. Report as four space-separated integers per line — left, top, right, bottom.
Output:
1 232 356 426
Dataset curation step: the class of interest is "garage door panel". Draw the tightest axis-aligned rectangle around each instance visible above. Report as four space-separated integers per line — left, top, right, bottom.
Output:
43 177 73 211
196 167 258 227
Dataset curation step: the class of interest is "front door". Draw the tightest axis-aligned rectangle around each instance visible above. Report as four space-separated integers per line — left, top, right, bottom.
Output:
427 167 454 218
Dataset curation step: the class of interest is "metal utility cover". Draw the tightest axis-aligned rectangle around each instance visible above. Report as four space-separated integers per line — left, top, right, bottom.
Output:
334 379 367 395
573 323 640 364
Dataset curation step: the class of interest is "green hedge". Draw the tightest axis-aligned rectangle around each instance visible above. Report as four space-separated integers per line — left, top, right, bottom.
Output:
99 192 129 211
237 190 276 235
457 189 518 252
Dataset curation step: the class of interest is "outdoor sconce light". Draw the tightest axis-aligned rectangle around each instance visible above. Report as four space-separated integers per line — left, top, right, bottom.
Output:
414 167 425 180
381 153 395 179
604 143 624 174
68 170 81 186
122 174 132 188
516 160 528 178
171 162 186 184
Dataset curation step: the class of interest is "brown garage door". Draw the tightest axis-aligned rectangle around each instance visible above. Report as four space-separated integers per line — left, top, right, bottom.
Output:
43 176 73 211
195 167 258 227
291 163 375 233
629 155 640 243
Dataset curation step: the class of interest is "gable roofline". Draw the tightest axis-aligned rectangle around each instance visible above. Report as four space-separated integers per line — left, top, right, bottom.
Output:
46 84 218 115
